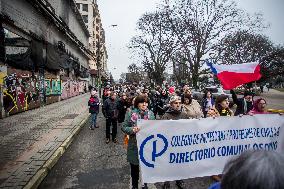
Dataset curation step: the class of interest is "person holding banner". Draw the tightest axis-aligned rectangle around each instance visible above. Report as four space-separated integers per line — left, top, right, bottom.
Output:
207 94 233 181
248 98 270 115
161 95 190 189
122 95 155 189
207 95 233 118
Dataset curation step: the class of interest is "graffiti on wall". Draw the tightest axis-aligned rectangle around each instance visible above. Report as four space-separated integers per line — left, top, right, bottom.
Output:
3 72 40 114
45 79 61 96
0 65 7 85
78 81 87 93
2 67 88 115
61 80 88 100
3 72 62 114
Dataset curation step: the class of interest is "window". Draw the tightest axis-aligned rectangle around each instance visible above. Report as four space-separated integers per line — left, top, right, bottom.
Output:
82 15 88 23
76 3 80 9
82 4 88 12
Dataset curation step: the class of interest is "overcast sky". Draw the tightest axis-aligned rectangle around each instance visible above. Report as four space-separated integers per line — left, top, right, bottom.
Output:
97 0 284 80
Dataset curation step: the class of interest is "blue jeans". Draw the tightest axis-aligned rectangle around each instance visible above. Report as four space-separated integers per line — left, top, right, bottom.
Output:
91 113 98 128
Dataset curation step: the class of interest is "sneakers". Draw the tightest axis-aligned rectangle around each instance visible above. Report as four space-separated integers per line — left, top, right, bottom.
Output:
106 138 110 144
176 180 185 189
113 138 118 143
89 126 94 130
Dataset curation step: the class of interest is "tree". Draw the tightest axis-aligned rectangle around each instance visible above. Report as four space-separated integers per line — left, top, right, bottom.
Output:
129 11 176 85
171 54 191 85
162 0 265 88
120 73 126 83
126 63 144 83
217 30 274 64
260 47 284 82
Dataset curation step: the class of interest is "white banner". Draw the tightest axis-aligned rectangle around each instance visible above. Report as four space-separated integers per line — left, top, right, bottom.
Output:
136 114 284 183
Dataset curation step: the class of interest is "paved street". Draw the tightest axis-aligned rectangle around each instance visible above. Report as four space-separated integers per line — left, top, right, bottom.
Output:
260 89 284 110
0 94 90 188
39 112 213 189
38 113 130 189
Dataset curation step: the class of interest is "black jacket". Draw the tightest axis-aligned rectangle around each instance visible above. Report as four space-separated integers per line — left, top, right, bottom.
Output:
117 98 129 122
230 90 253 116
156 94 169 116
149 93 159 114
88 96 100 114
103 98 118 119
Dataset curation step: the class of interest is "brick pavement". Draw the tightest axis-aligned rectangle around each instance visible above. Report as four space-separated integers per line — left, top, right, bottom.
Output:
0 94 90 188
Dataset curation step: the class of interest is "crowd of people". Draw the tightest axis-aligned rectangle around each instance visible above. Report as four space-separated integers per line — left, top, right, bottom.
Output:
87 83 282 189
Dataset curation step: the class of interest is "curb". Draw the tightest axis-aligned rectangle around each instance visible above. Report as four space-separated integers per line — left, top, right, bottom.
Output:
23 113 90 189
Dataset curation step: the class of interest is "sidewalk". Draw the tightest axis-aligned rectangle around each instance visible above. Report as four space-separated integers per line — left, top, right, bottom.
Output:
0 94 90 189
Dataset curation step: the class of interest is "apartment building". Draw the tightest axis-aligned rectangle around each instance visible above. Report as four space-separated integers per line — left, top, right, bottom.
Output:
75 0 109 86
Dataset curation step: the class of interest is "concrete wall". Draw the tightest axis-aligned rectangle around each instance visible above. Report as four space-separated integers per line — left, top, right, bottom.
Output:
1 0 47 38
1 0 89 68
48 0 89 47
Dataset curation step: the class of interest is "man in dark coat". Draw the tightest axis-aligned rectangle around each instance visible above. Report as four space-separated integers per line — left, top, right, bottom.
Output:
161 95 189 189
103 91 119 144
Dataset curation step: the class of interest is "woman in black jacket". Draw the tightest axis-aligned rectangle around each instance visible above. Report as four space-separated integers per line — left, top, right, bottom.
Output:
156 89 169 118
117 93 129 126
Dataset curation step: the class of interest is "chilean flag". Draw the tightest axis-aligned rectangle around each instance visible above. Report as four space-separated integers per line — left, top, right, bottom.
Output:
207 61 262 90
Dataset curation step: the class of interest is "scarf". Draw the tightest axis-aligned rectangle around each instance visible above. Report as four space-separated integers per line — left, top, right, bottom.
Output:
130 109 150 124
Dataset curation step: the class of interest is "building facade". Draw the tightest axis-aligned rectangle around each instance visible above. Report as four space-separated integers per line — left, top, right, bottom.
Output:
75 0 108 88
0 0 94 118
